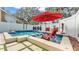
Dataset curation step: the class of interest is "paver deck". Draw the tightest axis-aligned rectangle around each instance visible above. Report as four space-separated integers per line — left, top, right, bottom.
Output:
60 37 73 51
0 33 5 44
23 41 32 46
29 45 43 51
0 41 46 51
22 48 31 51
0 32 75 51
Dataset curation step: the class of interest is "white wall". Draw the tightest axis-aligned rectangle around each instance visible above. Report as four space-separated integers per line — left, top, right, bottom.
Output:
75 10 79 38
0 22 24 32
0 22 44 32
59 10 79 38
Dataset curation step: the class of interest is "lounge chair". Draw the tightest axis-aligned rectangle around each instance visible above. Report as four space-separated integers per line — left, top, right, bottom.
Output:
39 26 42 30
42 27 58 41
3 32 16 44
42 33 50 41
45 27 50 31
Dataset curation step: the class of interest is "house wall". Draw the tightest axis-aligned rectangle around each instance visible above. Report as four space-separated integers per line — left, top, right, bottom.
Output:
5 14 16 23
59 10 79 39
59 15 76 37
0 8 19 23
0 9 5 22
0 9 1 22
75 10 79 38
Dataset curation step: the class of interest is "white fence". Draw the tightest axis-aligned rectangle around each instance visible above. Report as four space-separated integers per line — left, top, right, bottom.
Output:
0 22 40 32
0 22 46 32
0 22 24 32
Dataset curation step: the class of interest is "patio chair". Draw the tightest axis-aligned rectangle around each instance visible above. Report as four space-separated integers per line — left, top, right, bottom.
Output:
49 27 58 37
42 27 58 41
33 26 35 30
45 27 50 31
39 26 42 30
42 33 50 41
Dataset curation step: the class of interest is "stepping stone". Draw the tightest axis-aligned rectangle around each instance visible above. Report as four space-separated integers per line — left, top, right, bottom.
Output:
29 45 43 51
22 48 31 51
6 42 18 47
7 43 26 51
23 41 32 46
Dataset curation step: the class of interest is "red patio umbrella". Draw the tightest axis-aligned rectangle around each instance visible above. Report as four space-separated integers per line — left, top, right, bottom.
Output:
32 11 62 22
32 11 62 32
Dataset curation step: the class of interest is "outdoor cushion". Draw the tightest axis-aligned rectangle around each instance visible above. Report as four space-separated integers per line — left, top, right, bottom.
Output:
42 34 50 41
49 28 58 37
45 27 50 31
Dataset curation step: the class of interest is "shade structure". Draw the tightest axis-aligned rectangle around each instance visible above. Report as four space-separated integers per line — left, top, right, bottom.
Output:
32 11 63 22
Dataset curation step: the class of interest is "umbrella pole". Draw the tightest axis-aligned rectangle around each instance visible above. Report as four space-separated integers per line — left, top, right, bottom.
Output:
45 22 46 30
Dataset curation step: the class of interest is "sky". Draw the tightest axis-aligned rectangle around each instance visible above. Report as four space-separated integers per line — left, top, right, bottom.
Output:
39 7 45 11
4 7 18 14
4 7 45 14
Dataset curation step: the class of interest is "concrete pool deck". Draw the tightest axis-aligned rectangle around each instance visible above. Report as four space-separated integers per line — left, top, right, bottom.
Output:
0 32 73 51
0 33 5 44
0 41 46 51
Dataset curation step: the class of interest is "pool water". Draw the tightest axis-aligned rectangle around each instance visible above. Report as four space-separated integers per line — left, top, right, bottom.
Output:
32 34 63 44
50 34 63 43
9 30 63 44
9 30 42 36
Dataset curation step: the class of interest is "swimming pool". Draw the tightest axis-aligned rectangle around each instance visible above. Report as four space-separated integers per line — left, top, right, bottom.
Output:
9 30 42 36
50 34 63 43
32 34 63 43
9 30 63 44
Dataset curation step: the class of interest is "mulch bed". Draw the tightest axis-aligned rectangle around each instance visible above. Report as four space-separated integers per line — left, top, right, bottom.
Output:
68 36 79 51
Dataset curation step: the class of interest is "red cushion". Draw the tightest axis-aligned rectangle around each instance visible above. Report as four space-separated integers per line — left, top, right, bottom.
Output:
50 28 58 36
45 27 50 31
43 34 50 41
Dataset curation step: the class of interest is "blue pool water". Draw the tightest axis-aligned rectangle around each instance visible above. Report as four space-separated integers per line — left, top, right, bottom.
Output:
9 30 42 36
33 34 63 43
50 34 63 43
9 30 63 44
